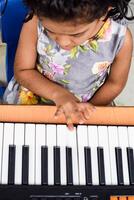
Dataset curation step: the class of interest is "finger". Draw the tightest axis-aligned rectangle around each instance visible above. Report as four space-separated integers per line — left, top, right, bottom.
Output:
82 105 96 120
54 106 63 118
66 116 74 131
76 103 95 121
87 104 96 112
74 111 86 124
83 107 91 120
67 123 74 131
79 103 96 113
69 105 86 124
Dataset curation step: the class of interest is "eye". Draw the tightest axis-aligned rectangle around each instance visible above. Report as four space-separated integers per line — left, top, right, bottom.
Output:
45 29 55 35
47 30 53 34
72 33 83 38
72 35 81 38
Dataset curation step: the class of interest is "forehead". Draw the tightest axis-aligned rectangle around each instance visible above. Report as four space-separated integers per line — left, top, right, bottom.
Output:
40 17 93 34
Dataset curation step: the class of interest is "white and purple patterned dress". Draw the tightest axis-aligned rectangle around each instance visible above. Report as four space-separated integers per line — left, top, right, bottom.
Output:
3 18 127 104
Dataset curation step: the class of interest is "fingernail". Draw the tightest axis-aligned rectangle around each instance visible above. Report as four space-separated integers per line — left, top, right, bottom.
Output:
86 116 90 120
79 120 84 124
54 115 58 119
68 125 74 131
92 106 96 111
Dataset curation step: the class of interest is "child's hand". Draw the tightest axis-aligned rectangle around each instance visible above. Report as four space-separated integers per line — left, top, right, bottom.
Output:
54 95 96 130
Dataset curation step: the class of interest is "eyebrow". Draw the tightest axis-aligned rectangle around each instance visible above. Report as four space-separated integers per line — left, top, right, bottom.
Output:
45 27 89 36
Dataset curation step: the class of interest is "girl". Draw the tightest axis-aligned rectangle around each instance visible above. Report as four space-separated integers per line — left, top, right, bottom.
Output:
3 0 134 129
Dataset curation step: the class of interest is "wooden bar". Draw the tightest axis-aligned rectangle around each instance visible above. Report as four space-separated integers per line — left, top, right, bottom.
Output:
111 196 134 200
110 196 118 200
119 196 127 200
0 105 134 125
128 196 134 200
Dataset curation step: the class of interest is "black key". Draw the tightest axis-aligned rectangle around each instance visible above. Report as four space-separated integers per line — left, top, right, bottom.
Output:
41 146 48 185
22 145 29 185
115 147 124 185
66 147 73 185
8 145 16 184
84 147 92 185
54 146 61 185
97 147 105 185
127 147 134 185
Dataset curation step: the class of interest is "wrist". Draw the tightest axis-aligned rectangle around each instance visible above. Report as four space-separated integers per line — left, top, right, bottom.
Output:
52 89 79 105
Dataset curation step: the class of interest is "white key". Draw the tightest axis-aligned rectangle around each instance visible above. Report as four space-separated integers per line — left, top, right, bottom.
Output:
46 125 56 185
35 124 46 185
108 126 118 185
118 126 129 185
57 125 67 185
128 126 134 184
66 126 79 185
128 127 134 149
2 123 14 184
98 126 111 185
77 125 88 185
88 125 99 185
0 123 4 183
14 123 25 185
25 124 36 185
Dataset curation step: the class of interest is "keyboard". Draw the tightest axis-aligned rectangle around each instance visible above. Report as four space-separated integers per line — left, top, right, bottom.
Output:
0 105 134 200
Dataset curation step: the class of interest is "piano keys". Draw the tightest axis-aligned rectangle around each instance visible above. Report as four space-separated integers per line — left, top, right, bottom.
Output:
1 123 134 186
0 105 134 200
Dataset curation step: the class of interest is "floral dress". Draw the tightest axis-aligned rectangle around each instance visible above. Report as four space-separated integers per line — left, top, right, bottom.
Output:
3 18 127 104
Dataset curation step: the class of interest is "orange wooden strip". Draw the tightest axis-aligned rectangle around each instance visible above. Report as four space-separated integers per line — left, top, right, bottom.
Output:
119 196 127 200
128 196 134 200
0 105 134 124
110 196 118 200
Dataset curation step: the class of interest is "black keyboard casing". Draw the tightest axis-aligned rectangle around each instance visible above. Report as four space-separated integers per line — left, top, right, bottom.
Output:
0 185 134 200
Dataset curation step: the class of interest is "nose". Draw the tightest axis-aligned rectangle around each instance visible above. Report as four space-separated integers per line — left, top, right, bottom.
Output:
56 35 72 48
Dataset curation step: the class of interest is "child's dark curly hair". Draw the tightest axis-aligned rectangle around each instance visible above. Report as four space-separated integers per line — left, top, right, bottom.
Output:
23 0 134 23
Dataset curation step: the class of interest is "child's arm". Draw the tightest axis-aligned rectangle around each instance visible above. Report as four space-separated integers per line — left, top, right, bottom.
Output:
14 16 73 101
14 15 95 129
90 28 133 106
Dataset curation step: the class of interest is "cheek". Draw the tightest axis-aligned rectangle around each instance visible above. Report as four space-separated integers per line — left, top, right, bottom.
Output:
71 38 82 45
47 33 56 40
